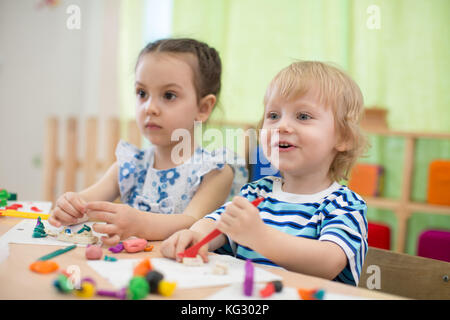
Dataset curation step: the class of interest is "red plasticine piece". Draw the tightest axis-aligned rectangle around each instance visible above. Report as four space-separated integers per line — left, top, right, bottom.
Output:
260 282 275 298
30 206 42 212
6 204 22 210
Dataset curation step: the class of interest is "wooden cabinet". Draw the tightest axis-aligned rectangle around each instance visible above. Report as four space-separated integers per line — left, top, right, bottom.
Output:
363 128 450 252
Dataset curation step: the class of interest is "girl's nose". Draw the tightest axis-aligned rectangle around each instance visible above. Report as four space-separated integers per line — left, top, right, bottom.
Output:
144 98 159 116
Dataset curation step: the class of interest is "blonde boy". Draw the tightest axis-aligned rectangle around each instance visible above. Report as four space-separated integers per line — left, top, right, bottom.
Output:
161 61 368 285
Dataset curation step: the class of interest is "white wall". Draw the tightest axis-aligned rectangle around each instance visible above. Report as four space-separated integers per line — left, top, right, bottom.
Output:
0 0 120 201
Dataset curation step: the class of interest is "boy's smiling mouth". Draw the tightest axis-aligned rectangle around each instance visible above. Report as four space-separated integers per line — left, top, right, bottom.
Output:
273 140 297 152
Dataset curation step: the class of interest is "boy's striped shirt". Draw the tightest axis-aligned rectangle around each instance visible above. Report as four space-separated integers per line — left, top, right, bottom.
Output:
204 176 368 286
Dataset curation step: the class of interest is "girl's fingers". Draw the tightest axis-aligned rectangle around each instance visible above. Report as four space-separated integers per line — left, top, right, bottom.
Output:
160 235 178 259
101 234 121 247
92 223 117 235
51 207 78 225
69 194 87 214
85 201 118 213
57 197 83 219
48 215 61 228
86 210 115 224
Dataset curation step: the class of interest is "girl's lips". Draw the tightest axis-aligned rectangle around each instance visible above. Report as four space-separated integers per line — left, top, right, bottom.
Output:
146 123 162 130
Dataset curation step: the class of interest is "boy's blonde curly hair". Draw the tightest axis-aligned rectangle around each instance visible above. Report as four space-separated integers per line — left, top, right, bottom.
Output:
262 61 368 182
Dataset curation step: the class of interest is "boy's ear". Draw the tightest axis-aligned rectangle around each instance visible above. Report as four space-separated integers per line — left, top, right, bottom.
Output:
335 138 352 152
196 94 216 123
336 142 349 152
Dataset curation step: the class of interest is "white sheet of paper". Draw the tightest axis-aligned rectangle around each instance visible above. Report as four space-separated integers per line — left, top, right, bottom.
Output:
207 283 300 300
87 255 282 289
207 284 369 300
0 219 105 247
0 201 53 213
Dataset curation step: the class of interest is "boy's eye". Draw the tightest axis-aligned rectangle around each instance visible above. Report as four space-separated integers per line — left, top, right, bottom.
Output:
136 89 147 99
297 113 311 121
163 91 177 101
267 112 279 120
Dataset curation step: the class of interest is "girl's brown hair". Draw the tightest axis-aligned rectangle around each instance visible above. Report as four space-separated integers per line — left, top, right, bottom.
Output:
136 38 222 103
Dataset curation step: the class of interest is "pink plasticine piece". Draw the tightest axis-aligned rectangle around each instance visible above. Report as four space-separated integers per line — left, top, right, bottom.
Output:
85 244 103 260
123 238 148 253
243 259 254 296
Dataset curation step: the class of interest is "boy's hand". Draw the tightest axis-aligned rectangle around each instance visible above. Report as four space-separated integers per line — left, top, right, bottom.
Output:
85 201 144 246
217 196 266 248
160 229 209 263
49 192 87 227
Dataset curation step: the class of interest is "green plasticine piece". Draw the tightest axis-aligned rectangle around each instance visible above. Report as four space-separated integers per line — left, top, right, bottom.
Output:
37 244 77 261
0 189 16 200
0 189 9 199
54 274 73 293
104 255 117 262
127 276 149 300
77 224 91 234
32 230 47 238
0 199 6 207
32 217 47 238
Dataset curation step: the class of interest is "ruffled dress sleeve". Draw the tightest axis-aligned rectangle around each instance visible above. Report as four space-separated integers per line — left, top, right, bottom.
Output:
190 147 249 200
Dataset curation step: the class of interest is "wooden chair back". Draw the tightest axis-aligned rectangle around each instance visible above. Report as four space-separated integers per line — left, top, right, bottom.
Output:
359 247 450 299
42 116 142 203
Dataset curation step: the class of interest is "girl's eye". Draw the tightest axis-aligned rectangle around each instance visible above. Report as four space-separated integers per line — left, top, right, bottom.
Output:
267 112 279 120
297 113 311 121
163 91 177 101
136 89 147 99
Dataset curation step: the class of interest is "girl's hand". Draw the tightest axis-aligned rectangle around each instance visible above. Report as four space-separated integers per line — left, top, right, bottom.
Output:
85 201 145 246
49 192 87 227
160 229 209 263
217 196 266 248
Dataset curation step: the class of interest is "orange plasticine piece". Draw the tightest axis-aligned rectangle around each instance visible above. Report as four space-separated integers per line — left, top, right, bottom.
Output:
29 260 59 274
144 245 154 252
133 258 153 276
297 288 315 300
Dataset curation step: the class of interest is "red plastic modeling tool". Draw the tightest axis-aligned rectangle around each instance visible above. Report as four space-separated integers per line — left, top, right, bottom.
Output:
177 197 264 259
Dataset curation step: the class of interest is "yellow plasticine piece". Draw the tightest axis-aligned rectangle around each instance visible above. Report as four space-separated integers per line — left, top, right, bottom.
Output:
0 210 50 220
73 282 96 298
157 280 176 297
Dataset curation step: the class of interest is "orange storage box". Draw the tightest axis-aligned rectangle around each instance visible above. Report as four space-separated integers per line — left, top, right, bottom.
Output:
348 163 384 197
427 160 450 206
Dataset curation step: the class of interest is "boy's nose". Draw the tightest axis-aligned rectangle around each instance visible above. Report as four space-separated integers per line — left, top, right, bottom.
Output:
277 118 294 134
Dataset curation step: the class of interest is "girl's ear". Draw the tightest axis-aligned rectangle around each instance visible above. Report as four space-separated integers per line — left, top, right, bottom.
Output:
196 94 216 123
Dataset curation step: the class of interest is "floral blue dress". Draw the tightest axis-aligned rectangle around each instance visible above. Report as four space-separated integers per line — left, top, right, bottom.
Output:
116 140 248 214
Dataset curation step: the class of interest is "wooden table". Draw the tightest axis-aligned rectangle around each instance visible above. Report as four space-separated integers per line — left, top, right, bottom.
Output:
0 217 403 300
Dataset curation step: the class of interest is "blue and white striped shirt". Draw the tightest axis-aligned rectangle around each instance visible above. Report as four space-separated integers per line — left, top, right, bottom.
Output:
204 176 368 286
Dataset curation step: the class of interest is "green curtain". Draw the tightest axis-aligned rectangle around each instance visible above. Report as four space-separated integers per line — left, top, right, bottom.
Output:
170 0 450 255
117 0 449 254
118 0 146 135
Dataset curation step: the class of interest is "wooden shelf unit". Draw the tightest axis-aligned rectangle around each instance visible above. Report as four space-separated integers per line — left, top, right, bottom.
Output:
363 128 450 253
